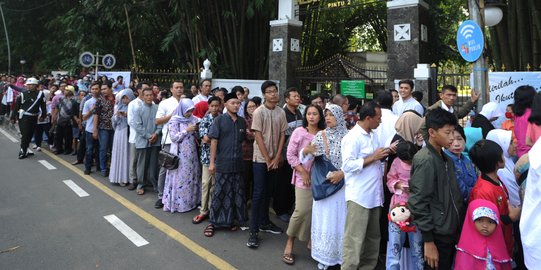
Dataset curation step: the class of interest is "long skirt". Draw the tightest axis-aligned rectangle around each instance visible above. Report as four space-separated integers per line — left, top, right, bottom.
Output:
108 126 129 184
209 172 248 228
311 187 346 266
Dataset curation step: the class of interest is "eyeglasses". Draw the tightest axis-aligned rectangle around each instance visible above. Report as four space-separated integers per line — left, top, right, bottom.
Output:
265 89 278 94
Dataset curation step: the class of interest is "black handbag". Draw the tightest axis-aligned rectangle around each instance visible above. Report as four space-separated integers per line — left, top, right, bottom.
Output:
157 129 179 170
310 131 344 201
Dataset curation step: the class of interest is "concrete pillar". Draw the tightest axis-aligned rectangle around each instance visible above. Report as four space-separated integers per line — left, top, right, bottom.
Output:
414 64 431 107
268 0 302 96
386 0 431 87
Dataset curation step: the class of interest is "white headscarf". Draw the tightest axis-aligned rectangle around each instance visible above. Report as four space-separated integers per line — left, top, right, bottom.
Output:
311 104 348 168
486 129 520 205
480 102 503 121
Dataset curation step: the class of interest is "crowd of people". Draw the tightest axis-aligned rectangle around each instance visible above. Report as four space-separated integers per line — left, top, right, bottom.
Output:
1 74 541 270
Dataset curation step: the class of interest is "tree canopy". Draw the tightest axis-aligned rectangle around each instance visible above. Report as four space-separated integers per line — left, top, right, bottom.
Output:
0 0 538 77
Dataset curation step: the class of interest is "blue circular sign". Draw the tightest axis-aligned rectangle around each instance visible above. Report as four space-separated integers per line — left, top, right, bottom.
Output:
79 52 95 67
102 54 116 69
456 20 484 62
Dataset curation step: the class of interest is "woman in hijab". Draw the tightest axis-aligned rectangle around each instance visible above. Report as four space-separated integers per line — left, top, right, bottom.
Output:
192 101 208 119
109 89 135 186
455 199 512 270
382 110 424 266
486 129 520 206
162 98 201 213
472 102 504 138
301 104 348 269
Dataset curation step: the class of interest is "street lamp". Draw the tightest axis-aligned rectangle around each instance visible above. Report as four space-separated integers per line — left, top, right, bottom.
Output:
468 0 505 112
20 59 26 75
484 0 505 27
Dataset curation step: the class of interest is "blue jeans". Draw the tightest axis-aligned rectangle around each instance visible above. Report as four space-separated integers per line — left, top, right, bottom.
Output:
84 131 100 172
386 222 424 270
249 162 277 232
98 129 113 173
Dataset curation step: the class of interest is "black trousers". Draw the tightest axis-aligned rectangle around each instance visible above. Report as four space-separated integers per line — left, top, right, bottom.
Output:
272 162 295 216
424 239 456 270
76 129 86 162
54 124 73 153
34 122 52 147
18 115 38 153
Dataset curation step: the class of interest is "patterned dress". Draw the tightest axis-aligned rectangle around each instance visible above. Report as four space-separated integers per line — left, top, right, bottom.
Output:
162 118 201 213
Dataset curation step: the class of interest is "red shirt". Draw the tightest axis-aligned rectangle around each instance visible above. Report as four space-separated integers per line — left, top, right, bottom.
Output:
469 174 514 256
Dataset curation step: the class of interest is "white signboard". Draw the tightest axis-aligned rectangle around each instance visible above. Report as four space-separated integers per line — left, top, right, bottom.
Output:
487 72 541 127
211 79 280 100
97 71 131 89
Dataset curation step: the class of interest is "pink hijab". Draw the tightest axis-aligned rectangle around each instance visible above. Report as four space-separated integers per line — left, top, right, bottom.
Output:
455 199 512 270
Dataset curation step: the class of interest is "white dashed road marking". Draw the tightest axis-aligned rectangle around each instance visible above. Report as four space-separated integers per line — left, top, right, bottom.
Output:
0 127 18 143
62 180 89 197
38 160 56 170
103 214 149 247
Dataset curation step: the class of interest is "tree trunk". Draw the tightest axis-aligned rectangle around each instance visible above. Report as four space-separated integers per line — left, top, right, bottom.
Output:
516 0 532 70
506 0 518 70
529 0 541 68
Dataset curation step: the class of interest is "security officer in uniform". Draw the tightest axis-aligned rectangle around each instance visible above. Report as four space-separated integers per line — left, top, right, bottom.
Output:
10 77 47 159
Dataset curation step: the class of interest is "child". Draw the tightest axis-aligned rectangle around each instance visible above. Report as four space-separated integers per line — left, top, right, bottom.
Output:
408 108 464 270
192 96 221 225
468 139 521 257
444 125 478 202
455 199 512 270
386 141 423 270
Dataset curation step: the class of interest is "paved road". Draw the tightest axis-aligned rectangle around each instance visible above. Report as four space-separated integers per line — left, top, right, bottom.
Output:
0 125 316 270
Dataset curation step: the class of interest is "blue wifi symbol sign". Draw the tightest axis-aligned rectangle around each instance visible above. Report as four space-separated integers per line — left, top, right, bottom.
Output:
456 20 484 62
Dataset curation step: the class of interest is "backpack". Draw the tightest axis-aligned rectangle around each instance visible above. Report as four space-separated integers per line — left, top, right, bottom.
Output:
57 98 73 126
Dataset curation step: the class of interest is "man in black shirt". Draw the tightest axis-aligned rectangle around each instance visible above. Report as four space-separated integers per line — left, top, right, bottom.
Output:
275 87 303 222
11 78 47 159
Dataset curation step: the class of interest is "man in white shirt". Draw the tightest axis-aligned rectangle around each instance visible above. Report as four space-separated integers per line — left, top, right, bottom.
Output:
126 82 148 190
373 90 399 148
153 81 183 208
192 79 211 105
341 101 391 270
392 79 424 116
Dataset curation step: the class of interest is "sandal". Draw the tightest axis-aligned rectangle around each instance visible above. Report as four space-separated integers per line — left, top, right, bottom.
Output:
282 253 294 265
204 224 215 237
192 214 208 224
136 188 145 195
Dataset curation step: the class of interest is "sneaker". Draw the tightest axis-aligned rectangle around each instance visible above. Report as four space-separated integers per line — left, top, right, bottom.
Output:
84 170 91 175
154 199 164 209
246 232 259 248
35 147 41 152
32 145 38 149
100 171 109 177
259 222 283 234
18 149 27 159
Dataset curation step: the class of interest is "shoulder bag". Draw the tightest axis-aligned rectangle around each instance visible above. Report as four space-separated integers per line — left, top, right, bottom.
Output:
311 131 344 201
157 128 179 170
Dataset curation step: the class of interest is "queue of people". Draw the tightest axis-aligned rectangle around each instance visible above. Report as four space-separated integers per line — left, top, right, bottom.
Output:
3 74 541 270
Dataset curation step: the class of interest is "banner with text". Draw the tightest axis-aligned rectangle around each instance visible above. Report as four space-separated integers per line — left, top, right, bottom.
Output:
486 72 541 127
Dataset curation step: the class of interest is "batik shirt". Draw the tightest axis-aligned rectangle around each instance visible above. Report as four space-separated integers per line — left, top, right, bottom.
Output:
94 95 115 130
199 113 217 165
